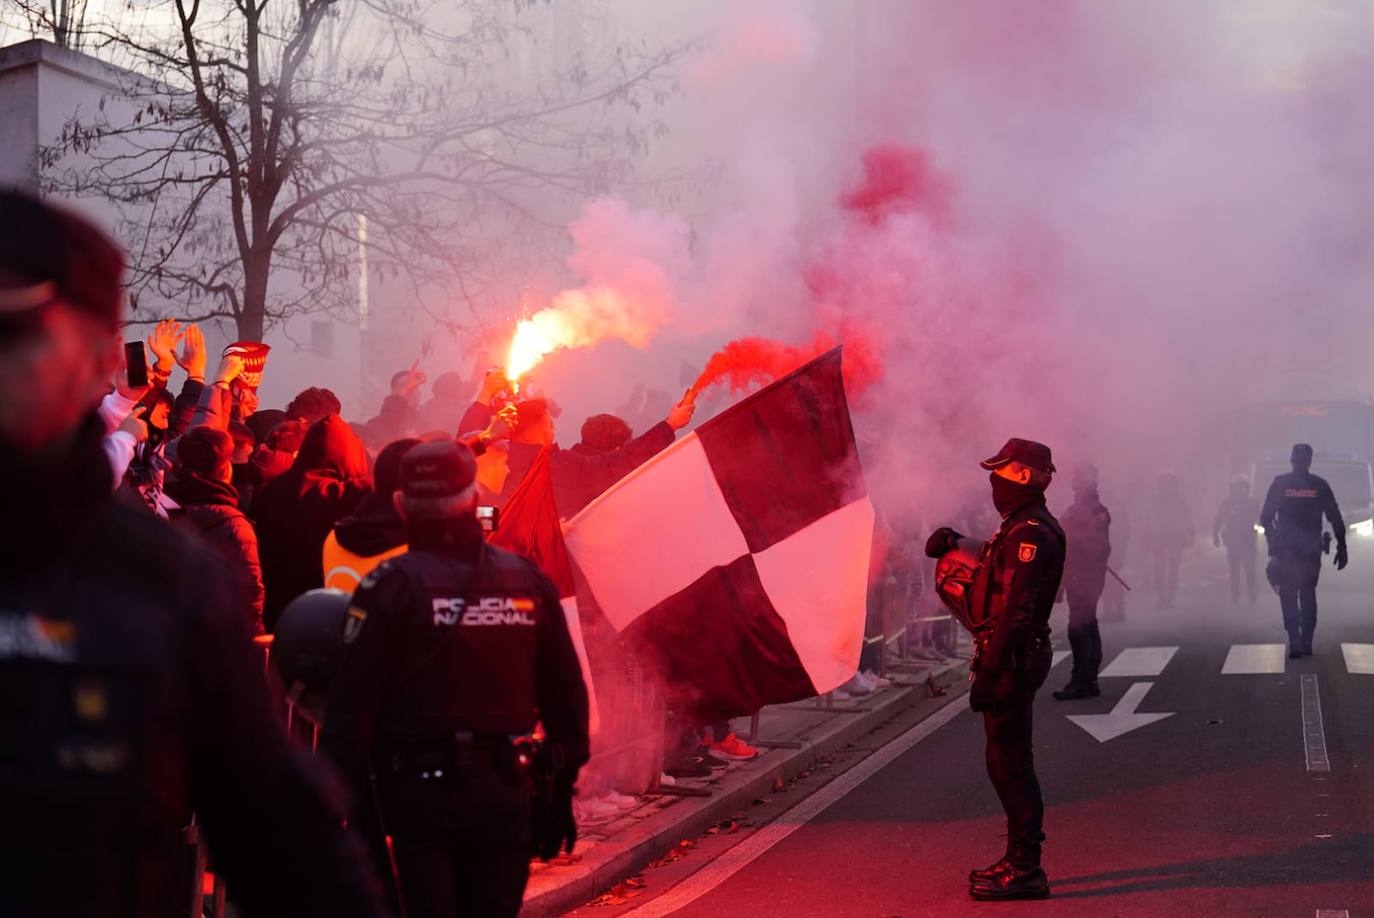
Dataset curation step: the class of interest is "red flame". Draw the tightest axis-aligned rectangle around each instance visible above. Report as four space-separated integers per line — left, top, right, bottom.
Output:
691 329 883 399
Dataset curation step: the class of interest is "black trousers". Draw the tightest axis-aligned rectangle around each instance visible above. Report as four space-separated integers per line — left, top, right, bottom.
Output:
1065 582 1104 685
392 837 530 918
1276 550 1322 644
380 758 533 918
983 692 1043 858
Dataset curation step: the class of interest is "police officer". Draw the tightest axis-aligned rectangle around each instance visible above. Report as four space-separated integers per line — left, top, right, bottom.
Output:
1213 475 1260 605
0 191 386 916
1259 444 1347 658
321 439 590 918
1053 463 1111 701
927 438 1063 901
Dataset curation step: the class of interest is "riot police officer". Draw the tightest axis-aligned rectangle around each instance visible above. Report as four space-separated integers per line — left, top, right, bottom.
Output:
0 191 386 917
927 438 1064 901
1053 463 1111 701
321 439 589 918
1259 443 1347 658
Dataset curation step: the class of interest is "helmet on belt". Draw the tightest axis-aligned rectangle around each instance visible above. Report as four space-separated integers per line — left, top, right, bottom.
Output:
1266 556 1282 594
932 539 990 634
271 588 352 717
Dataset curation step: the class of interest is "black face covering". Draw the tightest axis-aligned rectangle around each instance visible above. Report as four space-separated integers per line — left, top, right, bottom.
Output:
990 472 1045 517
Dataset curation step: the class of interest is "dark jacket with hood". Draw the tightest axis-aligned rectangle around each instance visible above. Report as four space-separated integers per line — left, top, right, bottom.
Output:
255 415 372 630
0 413 386 917
168 471 266 634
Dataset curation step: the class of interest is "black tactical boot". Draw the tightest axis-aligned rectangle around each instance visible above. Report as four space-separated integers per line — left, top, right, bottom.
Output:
1288 641 1302 660
971 840 1049 900
1302 640 1314 657
1052 682 1095 701
969 865 1051 900
968 856 1011 884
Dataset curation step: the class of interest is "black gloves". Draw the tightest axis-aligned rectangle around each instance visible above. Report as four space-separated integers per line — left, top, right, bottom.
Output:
1335 543 1349 571
535 774 577 862
925 526 966 559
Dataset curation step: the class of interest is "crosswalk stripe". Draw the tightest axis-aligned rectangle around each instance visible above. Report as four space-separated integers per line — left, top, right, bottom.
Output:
1099 646 1178 678
1222 644 1287 674
1340 643 1374 675
1052 650 1070 668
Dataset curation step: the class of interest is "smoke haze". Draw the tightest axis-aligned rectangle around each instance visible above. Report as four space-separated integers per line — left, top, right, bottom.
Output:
528 0 1374 523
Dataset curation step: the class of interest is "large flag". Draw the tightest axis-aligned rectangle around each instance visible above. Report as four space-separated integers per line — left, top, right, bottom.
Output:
488 447 600 733
563 348 873 723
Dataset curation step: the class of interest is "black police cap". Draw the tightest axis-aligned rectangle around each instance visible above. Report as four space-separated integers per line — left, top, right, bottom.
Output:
400 439 477 499
0 191 124 330
980 437 1055 474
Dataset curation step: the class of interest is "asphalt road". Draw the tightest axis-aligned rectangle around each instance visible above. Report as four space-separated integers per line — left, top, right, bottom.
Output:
575 577 1374 918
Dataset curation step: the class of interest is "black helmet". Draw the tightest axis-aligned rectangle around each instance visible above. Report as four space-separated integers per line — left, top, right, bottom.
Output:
1266 557 1282 594
932 539 992 634
271 588 352 717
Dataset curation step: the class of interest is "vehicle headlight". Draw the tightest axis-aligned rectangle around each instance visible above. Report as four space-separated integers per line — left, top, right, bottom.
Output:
1350 519 1374 538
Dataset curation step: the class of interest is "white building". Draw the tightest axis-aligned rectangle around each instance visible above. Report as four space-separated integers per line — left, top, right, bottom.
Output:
0 38 374 420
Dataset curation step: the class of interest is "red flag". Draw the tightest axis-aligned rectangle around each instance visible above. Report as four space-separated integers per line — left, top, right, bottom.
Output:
487 447 574 597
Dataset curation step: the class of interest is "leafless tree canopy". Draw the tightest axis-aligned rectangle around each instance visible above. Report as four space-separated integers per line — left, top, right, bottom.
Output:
36 0 689 341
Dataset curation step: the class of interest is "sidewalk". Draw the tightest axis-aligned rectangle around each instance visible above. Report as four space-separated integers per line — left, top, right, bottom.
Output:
521 652 971 917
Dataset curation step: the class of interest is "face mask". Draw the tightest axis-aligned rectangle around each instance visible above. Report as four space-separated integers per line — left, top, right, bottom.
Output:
990 472 1040 516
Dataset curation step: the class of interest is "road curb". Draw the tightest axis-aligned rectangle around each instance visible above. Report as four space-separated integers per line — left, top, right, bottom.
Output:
521 661 969 916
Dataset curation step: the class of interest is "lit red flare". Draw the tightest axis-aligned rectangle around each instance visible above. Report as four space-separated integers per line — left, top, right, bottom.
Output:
691 330 883 399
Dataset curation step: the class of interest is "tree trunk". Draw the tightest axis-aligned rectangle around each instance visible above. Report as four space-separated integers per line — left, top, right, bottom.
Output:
237 254 270 342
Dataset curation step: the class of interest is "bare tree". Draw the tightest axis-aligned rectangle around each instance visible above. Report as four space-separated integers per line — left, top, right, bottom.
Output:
4 0 90 47
39 0 688 341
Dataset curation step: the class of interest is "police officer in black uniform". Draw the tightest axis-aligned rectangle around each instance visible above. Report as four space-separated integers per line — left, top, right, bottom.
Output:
1053 462 1111 701
1259 443 1347 658
321 439 590 918
927 438 1063 901
0 191 386 917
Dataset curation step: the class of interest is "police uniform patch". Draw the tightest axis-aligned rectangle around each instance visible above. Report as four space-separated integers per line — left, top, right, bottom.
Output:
1018 543 1038 562
343 606 368 644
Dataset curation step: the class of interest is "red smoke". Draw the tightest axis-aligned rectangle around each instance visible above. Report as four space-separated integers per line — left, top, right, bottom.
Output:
837 143 952 227
692 328 883 399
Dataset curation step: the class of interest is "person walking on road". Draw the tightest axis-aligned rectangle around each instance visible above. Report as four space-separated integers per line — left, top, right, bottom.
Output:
1259 444 1347 658
1213 475 1260 605
1053 463 1111 701
926 438 1064 901
1144 473 1193 608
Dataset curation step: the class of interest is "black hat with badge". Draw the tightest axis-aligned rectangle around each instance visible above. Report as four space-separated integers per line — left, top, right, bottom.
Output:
981 437 1056 475
400 439 477 499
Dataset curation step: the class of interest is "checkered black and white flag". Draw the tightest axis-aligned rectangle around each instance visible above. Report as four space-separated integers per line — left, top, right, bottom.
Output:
563 349 874 723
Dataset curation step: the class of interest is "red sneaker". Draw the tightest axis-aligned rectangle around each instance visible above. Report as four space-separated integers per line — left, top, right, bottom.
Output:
708 732 759 760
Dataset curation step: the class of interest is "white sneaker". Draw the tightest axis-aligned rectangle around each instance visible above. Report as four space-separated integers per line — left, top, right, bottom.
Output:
573 798 616 826
840 673 873 696
658 773 677 787
603 792 639 810
864 670 892 690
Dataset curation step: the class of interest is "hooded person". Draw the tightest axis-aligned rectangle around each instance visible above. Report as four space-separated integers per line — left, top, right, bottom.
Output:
1213 475 1261 605
359 395 415 451
323 438 419 592
168 426 266 633
255 415 372 630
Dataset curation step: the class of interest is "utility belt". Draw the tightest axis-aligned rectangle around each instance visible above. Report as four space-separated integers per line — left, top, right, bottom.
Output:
378 731 540 784
970 628 1051 673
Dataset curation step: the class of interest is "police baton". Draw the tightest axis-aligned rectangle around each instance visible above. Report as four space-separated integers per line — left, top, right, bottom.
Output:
367 765 409 918
1106 565 1132 592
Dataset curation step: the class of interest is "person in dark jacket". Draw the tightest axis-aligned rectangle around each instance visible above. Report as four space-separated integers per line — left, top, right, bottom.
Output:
1052 463 1111 700
256 414 372 630
1143 473 1193 608
1213 475 1261 605
460 393 694 517
324 438 420 592
1260 444 1348 657
169 426 267 633
0 189 386 918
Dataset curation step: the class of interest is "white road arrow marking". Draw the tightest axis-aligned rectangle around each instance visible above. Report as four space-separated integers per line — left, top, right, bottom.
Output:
1066 681 1174 743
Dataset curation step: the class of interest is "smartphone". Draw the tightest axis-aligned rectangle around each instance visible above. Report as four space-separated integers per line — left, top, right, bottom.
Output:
125 341 148 389
477 505 500 534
